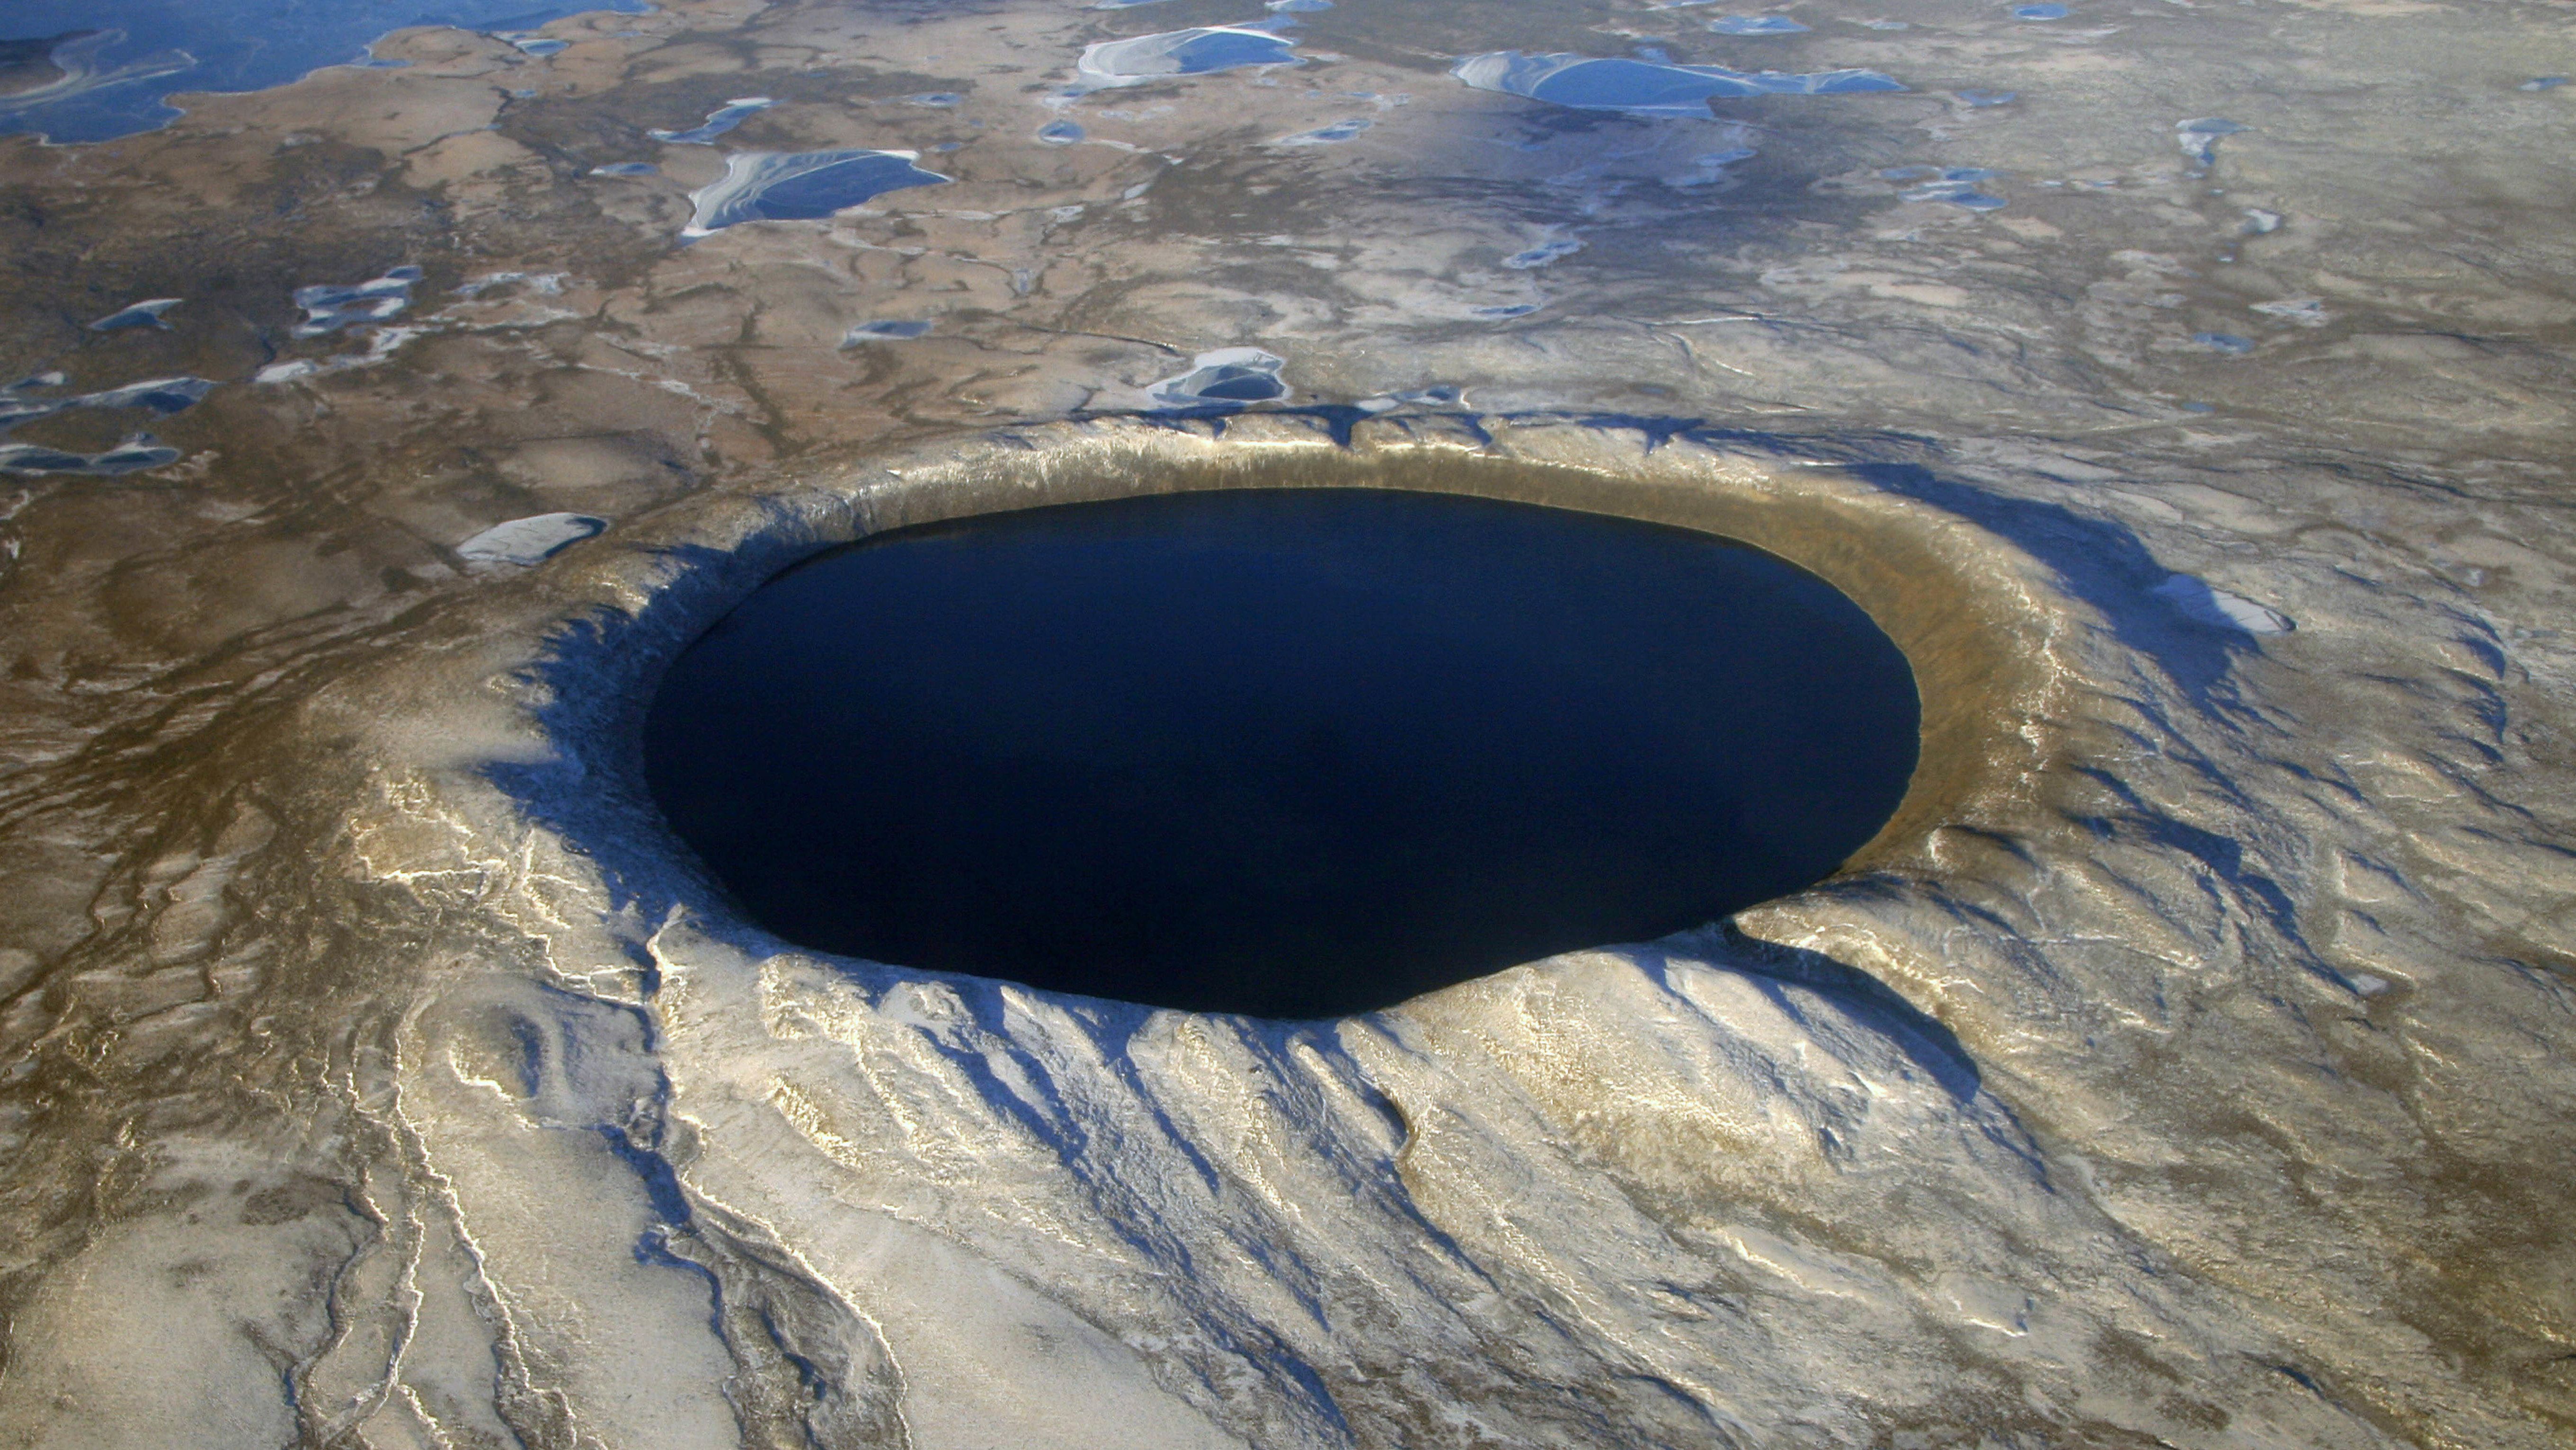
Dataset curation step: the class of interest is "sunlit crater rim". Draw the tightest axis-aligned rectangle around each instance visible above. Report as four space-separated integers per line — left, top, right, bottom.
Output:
640 486 1921 1018
495 424 2065 1020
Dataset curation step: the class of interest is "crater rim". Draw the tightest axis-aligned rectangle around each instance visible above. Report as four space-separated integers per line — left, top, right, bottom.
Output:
490 419 2067 1016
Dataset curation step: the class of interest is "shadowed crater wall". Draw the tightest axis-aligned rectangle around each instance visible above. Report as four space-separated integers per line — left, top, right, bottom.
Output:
640 486 1919 1018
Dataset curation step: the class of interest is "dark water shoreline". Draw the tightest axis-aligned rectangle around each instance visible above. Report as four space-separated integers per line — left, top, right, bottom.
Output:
642 485 1920 1017
0 0 649 143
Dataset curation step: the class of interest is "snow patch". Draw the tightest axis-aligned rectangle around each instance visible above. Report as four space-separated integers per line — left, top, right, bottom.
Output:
2153 573 2293 635
455 512 607 568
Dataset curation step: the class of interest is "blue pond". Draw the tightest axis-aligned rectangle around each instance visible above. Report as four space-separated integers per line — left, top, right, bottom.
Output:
684 150 950 236
1271 117 1369 145
841 320 933 344
0 0 648 142
89 298 182 331
1887 166 2007 210
292 265 421 335
1452 51 1903 117
0 434 179 476
650 97 774 145
641 488 1920 1019
1163 371 1279 404
1504 238 1584 269
2177 116 2249 165
1147 349 1288 407
1076 27 1302 89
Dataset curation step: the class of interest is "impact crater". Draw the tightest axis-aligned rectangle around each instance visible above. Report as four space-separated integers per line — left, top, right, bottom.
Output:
639 466 1948 1018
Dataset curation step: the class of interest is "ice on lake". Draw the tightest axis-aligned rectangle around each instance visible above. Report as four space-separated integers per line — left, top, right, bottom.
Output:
0 434 179 476
87 298 182 332
2152 573 2293 635
841 320 934 345
1451 51 1904 117
649 97 774 145
0 0 649 141
291 267 421 337
1269 117 1370 146
454 512 606 568
1707 16 1810 35
682 149 950 236
1075 27 1303 92
1147 347 1289 407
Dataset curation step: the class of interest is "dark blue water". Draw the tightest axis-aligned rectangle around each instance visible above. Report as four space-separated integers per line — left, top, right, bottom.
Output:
1449 51 1904 119
642 488 1919 1019
0 0 646 142
689 150 950 233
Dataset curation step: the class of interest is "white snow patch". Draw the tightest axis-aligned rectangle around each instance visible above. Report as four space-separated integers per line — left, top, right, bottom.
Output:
1145 347 1289 407
454 513 606 568
2153 573 2293 635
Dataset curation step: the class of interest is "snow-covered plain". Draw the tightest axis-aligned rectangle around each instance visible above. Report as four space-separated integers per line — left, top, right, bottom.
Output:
0 0 2569 1446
